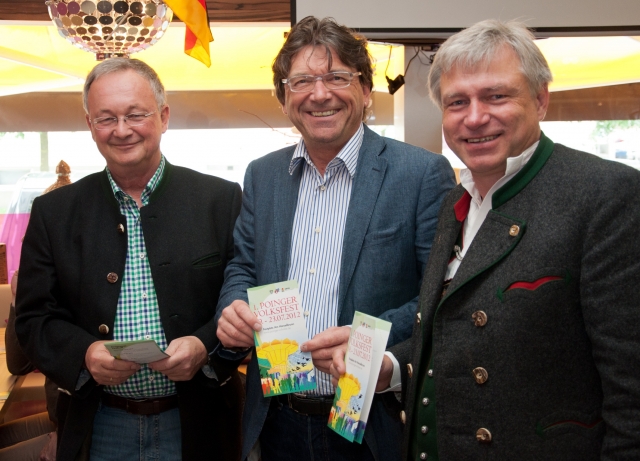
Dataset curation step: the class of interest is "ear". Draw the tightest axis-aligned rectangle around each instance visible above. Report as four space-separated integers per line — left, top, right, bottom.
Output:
536 83 550 121
85 114 97 141
362 82 371 110
160 105 170 133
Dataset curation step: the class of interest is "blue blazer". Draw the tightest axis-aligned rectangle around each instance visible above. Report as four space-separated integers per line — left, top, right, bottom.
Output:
217 125 455 460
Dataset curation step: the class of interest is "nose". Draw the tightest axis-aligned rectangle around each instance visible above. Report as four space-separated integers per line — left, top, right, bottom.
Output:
113 117 133 136
309 78 331 102
464 100 490 129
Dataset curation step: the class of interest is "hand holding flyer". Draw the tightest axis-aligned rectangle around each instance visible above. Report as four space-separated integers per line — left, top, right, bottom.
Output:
328 311 391 443
248 280 317 396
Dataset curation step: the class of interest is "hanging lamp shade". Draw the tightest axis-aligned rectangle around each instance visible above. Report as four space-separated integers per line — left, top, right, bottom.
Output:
46 0 173 59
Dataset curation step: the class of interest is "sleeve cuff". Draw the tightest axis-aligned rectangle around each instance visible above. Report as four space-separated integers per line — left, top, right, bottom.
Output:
377 351 401 393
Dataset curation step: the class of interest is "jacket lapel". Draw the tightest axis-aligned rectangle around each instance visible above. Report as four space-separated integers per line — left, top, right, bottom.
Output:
442 210 525 305
274 149 302 282
338 127 387 317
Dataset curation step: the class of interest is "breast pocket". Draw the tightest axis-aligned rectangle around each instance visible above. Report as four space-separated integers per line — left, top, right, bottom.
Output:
362 223 407 248
192 252 222 269
497 267 571 303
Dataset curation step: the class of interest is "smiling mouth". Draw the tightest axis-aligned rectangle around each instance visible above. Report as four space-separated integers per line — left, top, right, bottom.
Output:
467 135 498 143
310 110 338 117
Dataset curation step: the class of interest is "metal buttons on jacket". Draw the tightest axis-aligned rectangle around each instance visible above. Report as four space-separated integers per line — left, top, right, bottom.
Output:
117 223 125 234
472 311 488 327
106 272 118 283
400 411 406 424
407 364 414 378
416 312 421 325
476 428 492 443
509 225 520 236
98 324 109 335
472 367 488 384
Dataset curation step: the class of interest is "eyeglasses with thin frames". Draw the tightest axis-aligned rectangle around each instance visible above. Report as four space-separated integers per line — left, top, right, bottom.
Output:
91 111 157 130
282 71 362 93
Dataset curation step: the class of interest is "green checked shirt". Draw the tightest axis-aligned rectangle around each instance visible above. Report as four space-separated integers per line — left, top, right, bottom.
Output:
105 156 176 398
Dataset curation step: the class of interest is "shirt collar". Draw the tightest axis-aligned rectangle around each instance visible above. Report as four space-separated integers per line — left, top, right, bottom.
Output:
106 155 166 206
289 123 364 178
459 140 539 205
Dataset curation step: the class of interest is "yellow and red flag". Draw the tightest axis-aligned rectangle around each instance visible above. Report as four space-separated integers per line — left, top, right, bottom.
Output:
163 0 213 67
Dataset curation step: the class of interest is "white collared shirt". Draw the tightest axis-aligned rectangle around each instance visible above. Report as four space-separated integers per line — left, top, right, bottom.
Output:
445 141 539 280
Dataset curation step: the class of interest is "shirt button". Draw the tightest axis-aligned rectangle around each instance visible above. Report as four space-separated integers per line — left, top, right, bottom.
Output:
420 453 427 460
421 425 429 434
124 196 129 202
422 397 430 406
427 369 433 377
149 375 154 381
320 185 326 191
304 311 310 317
315 226 321 233
139 253 145 259
142 292 147 299
144 335 151 340
309 268 316 274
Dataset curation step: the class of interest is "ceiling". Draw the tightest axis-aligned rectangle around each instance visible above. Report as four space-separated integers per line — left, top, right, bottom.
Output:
0 22 407 96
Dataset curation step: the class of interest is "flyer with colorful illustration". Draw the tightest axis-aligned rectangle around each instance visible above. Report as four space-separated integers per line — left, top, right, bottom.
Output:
248 280 316 397
328 311 391 443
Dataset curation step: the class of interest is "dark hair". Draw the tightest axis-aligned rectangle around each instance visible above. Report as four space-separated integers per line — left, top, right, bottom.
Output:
83 58 166 113
272 16 374 106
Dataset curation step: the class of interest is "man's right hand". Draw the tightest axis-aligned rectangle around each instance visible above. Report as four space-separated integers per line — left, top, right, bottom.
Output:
84 341 140 386
216 300 261 349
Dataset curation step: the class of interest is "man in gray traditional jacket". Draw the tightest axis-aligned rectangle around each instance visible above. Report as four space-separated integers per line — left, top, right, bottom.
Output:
337 19 640 461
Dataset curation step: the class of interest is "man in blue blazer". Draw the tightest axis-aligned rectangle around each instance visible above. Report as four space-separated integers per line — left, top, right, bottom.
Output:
216 16 455 461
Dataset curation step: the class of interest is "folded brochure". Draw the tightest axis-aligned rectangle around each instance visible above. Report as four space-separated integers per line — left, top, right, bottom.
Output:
247 280 316 396
104 339 169 364
328 311 391 443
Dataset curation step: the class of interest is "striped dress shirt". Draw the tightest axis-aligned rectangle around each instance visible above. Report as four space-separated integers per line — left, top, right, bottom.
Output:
287 124 364 396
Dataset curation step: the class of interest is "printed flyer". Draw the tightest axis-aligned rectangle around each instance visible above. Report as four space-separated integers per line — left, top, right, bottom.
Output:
104 339 169 364
248 280 316 397
328 311 391 443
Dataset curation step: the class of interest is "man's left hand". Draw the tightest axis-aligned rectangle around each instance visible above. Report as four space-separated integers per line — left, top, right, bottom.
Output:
148 336 208 381
301 326 350 374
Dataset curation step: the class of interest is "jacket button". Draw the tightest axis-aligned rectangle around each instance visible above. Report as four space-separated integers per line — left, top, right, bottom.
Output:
407 364 413 378
471 311 488 327
472 367 488 384
422 397 430 406
427 369 433 377
98 324 109 335
420 453 427 459
400 411 406 424
117 224 125 234
476 427 492 443
416 312 421 325
509 225 520 236
106 272 118 283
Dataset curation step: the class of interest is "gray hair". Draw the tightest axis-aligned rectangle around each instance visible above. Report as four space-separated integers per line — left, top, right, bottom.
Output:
83 58 166 113
428 19 552 109
272 16 374 118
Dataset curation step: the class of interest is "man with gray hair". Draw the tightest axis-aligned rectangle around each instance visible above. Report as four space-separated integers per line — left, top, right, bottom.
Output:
346 19 640 460
16 58 243 460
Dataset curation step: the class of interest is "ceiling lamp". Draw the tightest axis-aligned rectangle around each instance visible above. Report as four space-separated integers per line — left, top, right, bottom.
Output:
46 0 174 59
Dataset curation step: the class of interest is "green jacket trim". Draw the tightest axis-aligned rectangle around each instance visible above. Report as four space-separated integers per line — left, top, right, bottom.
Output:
492 132 554 210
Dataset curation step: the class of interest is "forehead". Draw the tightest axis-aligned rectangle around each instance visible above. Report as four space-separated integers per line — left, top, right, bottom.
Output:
87 70 155 110
441 48 525 93
289 45 353 75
